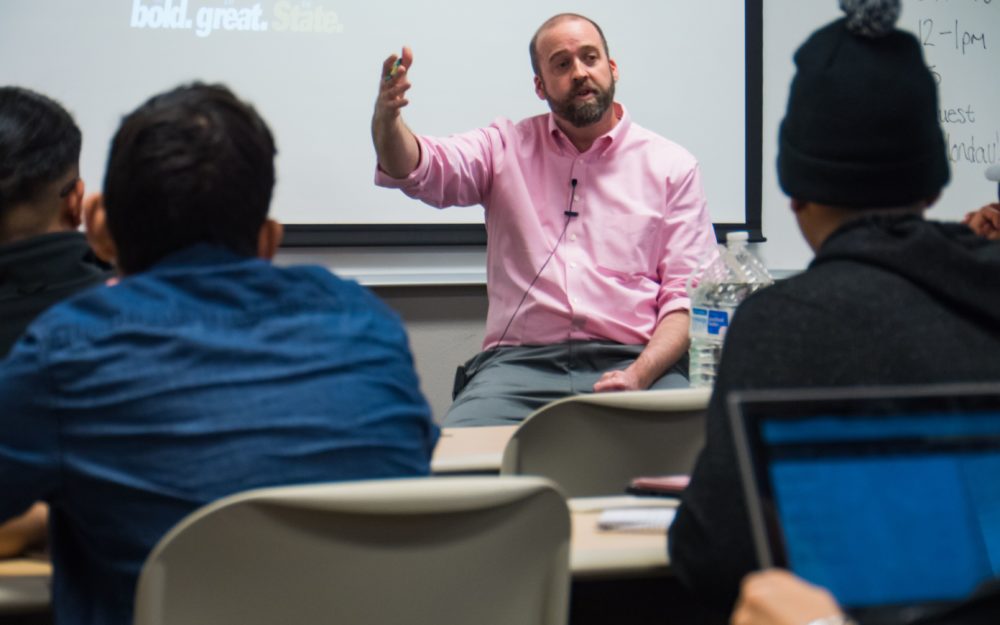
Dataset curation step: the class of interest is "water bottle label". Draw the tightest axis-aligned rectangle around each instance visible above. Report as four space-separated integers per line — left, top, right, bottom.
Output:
691 307 730 337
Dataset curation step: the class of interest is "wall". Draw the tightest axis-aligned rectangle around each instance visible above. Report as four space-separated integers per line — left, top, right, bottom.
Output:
284 1 1000 416
759 0 1000 270
0 0 753 230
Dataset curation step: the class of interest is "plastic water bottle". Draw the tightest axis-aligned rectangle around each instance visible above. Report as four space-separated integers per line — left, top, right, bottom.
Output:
687 232 773 388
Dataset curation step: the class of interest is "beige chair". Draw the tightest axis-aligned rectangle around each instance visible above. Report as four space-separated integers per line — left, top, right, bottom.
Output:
134 476 570 625
500 388 711 498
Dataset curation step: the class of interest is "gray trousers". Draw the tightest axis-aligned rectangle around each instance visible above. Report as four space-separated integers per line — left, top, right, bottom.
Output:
442 341 689 427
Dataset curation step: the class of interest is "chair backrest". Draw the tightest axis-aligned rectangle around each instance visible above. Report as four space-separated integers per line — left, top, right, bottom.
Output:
134 476 570 625
500 388 710 497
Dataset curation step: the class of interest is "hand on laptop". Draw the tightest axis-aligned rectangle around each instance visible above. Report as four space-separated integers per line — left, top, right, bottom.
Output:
732 569 847 625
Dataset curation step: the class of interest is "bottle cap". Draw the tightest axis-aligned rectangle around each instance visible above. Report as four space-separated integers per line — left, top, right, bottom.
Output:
725 231 749 243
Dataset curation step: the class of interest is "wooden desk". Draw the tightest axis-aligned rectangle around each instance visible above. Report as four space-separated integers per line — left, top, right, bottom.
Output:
0 560 48 577
569 496 671 579
0 558 50 616
431 426 516 474
0 496 671 617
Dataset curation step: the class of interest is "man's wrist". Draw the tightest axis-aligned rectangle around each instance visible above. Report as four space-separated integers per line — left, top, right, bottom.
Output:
624 362 654 390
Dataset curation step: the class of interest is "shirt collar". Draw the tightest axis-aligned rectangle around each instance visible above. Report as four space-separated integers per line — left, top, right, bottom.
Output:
0 231 108 284
547 102 630 157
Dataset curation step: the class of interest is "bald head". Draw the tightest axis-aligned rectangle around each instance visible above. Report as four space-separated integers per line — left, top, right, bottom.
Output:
529 13 609 76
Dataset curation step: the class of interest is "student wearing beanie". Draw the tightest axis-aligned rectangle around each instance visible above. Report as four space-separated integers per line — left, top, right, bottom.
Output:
670 0 1000 617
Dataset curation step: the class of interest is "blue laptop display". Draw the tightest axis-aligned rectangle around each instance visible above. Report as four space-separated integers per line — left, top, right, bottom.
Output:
729 384 1000 624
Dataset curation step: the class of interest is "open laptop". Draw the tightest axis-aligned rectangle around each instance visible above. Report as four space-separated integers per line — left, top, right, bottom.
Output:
729 383 1000 625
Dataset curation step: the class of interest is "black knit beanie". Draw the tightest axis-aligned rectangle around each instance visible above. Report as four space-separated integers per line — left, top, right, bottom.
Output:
777 0 950 208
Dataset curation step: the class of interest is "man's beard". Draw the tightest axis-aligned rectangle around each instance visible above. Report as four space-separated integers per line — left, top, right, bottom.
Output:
546 78 615 128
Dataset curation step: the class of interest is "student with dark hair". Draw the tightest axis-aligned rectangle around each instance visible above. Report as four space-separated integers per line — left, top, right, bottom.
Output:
94 84 279 274
0 86 111 560
0 83 438 625
0 86 109 355
669 0 1000 617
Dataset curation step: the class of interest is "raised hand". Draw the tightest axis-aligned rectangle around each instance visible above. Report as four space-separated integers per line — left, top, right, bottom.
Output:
372 46 420 179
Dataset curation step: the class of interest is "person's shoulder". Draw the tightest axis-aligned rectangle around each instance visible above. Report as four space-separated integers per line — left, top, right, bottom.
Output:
729 263 874 340
739 267 841 311
511 112 549 131
491 113 547 145
277 263 365 299
621 116 699 171
12 278 117 353
279 264 403 321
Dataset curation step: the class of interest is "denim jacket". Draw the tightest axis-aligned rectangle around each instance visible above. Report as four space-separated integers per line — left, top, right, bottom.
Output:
0 244 438 625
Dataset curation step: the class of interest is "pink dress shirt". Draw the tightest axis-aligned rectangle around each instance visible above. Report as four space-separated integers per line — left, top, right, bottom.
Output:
375 104 718 351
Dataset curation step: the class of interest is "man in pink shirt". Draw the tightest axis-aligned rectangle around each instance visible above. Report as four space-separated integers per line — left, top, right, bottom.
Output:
373 13 717 426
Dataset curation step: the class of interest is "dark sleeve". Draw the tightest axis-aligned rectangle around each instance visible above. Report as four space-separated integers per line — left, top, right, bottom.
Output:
668 288 828 612
0 332 60 523
351 283 440 473
668 349 759 613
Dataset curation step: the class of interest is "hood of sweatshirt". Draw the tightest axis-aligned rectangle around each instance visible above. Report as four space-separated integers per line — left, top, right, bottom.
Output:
812 213 1000 327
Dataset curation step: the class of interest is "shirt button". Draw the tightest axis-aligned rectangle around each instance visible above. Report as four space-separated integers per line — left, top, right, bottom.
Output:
570 234 577 242
573 297 580 304
574 195 581 202
570 262 577 269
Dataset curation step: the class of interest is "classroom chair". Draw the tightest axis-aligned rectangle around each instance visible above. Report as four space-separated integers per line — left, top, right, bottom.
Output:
133 476 570 625
500 388 710 498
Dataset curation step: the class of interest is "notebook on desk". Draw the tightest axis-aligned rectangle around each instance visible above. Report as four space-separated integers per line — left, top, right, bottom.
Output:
729 383 1000 625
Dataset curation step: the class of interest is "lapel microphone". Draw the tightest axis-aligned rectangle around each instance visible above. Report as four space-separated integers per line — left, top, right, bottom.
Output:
490 177 581 349
564 179 579 217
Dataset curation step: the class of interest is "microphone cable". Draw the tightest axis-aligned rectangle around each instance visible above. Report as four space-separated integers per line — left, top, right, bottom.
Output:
490 178 579 351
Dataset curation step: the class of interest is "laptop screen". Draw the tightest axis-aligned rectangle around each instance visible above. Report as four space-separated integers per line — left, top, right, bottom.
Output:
730 385 1000 617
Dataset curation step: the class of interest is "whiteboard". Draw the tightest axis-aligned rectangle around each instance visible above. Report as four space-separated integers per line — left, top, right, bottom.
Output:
758 0 1000 270
0 0 753 240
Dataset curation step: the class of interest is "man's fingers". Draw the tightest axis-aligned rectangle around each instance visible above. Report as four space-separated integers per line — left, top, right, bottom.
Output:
381 54 399 77
383 73 411 96
983 205 1000 227
593 370 633 393
381 47 412 84
966 205 1000 234
382 97 410 111
377 71 412 116
966 207 1000 237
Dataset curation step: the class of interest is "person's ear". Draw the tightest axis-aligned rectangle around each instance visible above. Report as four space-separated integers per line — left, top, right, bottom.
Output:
58 178 85 229
534 75 546 100
257 218 283 260
82 193 118 265
790 198 808 213
609 58 619 83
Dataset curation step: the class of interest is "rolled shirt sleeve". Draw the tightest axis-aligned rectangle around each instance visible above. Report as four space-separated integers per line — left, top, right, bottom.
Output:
374 129 499 209
374 105 718 349
656 163 719 323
